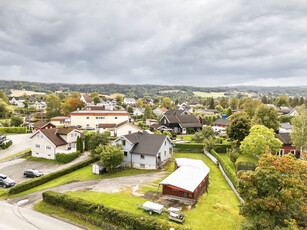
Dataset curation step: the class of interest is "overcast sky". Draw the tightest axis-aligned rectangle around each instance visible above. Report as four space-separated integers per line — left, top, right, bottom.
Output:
0 0 307 87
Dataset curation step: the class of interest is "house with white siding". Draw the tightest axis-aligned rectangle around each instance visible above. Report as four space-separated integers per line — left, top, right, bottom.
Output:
98 121 142 136
30 127 84 159
114 132 174 169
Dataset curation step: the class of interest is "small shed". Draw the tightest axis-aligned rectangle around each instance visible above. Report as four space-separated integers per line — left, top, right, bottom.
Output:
92 162 106 175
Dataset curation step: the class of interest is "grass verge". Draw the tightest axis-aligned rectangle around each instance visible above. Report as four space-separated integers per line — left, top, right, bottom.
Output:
0 148 31 162
23 155 62 164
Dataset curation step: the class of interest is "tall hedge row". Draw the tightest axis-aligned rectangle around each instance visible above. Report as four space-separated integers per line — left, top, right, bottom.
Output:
214 144 232 153
174 143 204 152
55 151 81 164
0 127 27 134
9 157 98 194
210 150 238 187
42 191 177 230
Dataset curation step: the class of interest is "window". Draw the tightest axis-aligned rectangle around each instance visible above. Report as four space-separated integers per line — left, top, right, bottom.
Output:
124 151 128 157
75 133 77 136
86 117 89 119
115 117 118 119
46 145 51 150
140 164 145 168
101 117 105 119
140 155 145 159
277 149 284 156
35 144 40 148
290 150 296 154
169 148 172 155
96 117 99 119
164 151 166 156
165 141 166 145
122 140 126 146
128 130 132 134
71 134 74 137
86 124 89 127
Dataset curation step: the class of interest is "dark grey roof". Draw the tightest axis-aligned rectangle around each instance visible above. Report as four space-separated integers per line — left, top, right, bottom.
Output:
124 132 170 156
165 109 187 115
275 133 292 145
164 114 202 128
213 118 230 126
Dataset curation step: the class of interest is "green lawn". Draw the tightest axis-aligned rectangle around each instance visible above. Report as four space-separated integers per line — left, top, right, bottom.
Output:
7 165 157 198
23 155 62 164
193 91 226 98
176 135 192 141
67 152 242 230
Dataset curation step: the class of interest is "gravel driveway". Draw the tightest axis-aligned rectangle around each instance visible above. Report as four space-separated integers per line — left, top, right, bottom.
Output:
7 171 166 208
0 152 90 184
0 134 31 161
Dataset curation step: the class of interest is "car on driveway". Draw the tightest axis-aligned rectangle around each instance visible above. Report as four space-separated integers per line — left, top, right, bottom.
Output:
24 169 44 178
0 174 16 188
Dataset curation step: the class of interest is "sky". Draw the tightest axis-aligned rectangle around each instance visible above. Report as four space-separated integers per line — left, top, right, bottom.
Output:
0 0 307 87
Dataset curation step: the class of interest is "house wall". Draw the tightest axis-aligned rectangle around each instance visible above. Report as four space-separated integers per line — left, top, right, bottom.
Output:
273 144 299 158
31 133 57 159
34 123 56 131
50 120 65 127
70 114 129 129
131 154 157 169
153 108 163 117
114 137 134 166
116 124 141 137
156 138 173 164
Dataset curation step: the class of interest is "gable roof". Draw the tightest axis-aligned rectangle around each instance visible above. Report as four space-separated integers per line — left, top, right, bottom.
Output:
163 114 202 127
275 133 292 145
82 94 93 103
116 121 142 130
280 123 293 130
123 132 172 155
213 118 230 126
165 109 187 115
160 158 210 193
33 121 55 129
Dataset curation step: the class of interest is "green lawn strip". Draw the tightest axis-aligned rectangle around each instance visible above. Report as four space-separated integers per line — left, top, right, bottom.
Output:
219 153 236 173
23 155 63 164
7 166 158 198
0 148 31 162
66 190 180 229
176 135 192 141
34 200 115 230
173 152 242 230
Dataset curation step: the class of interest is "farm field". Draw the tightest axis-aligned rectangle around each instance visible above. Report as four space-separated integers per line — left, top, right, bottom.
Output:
193 91 227 98
10 89 46 96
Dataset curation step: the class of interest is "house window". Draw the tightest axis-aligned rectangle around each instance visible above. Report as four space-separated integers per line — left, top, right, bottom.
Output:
115 117 118 119
46 145 51 150
128 130 132 134
140 164 145 168
86 117 89 119
277 149 284 156
86 124 89 127
35 144 40 148
124 151 128 157
140 155 145 159
101 117 105 119
71 134 74 137
164 151 166 156
122 140 126 146
165 141 166 145
290 150 296 155
75 133 77 136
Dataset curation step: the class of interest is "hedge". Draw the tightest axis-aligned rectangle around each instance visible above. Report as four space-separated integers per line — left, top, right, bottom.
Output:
9 157 99 194
0 127 27 134
42 191 177 230
56 151 81 164
214 144 232 153
210 150 238 187
174 143 204 152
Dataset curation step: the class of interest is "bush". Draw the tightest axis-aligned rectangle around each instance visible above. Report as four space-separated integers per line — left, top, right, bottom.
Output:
210 150 238 187
9 157 98 194
42 191 172 230
1 140 12 149
56 151 81 164
214 144 231 153
0 127 27 134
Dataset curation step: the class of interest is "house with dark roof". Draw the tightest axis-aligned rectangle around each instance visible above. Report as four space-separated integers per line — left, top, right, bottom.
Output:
160 113 202 134
274 133 299 158
33 120 56 131
279 123 293 133
98 121 142 137
80 94 93 105
114 132 174 169
212 118 230 134
30 127 85 159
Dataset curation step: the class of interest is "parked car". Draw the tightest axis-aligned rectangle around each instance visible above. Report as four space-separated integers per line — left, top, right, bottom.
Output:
24 169 44 178
0 174 16 188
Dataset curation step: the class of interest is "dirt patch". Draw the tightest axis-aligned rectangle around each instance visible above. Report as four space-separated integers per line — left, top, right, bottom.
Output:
144 191 162 200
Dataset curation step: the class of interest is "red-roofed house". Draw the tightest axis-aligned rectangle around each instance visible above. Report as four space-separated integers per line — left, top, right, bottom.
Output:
98 121 142 136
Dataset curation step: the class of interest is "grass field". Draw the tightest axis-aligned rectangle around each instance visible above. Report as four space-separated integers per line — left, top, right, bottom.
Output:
193 91 227 98
65 152 242 230
10 89 46 97
176 135 192 141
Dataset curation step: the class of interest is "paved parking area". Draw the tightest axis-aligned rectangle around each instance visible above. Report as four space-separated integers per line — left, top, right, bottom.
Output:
0 134 31 161
0 152 90 184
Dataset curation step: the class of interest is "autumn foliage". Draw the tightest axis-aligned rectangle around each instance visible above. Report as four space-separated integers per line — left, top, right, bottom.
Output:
238 154 306 229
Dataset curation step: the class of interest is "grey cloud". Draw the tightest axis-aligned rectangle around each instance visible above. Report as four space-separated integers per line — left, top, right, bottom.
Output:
0 0 306 86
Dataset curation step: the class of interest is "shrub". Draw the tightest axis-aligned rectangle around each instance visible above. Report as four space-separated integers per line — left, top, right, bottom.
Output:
1 140 12 149
0 127 27 134
210 150 238 187
42 191 172 230
214 143 231 153
174 143 204 152
9 157 98 194
55 151 81 164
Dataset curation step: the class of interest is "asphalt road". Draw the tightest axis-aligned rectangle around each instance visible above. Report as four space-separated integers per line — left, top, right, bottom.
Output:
0 201 83 230
0 134 31 161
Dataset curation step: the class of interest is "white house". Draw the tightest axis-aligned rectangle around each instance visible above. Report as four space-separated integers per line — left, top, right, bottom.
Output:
133 108 145 116
80 94 93 105
50 116 70 127
98 121 142 136
153 107 168 117
114 132 174 169
123 98 137 106
30 127 85 159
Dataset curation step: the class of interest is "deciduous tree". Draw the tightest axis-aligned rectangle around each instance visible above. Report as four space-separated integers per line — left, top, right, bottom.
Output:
240 125 282 156
93 96 100 105
253 104 280 130
89 132 109 157
238 153 307 229
161 97 171 109
243 97 261 118
95 144 124 173
290 111 307 158
137 98 143 108
46 94 61 119
0 90 8 104
61 97 85 115
230 97 239 110
10 116 23 127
